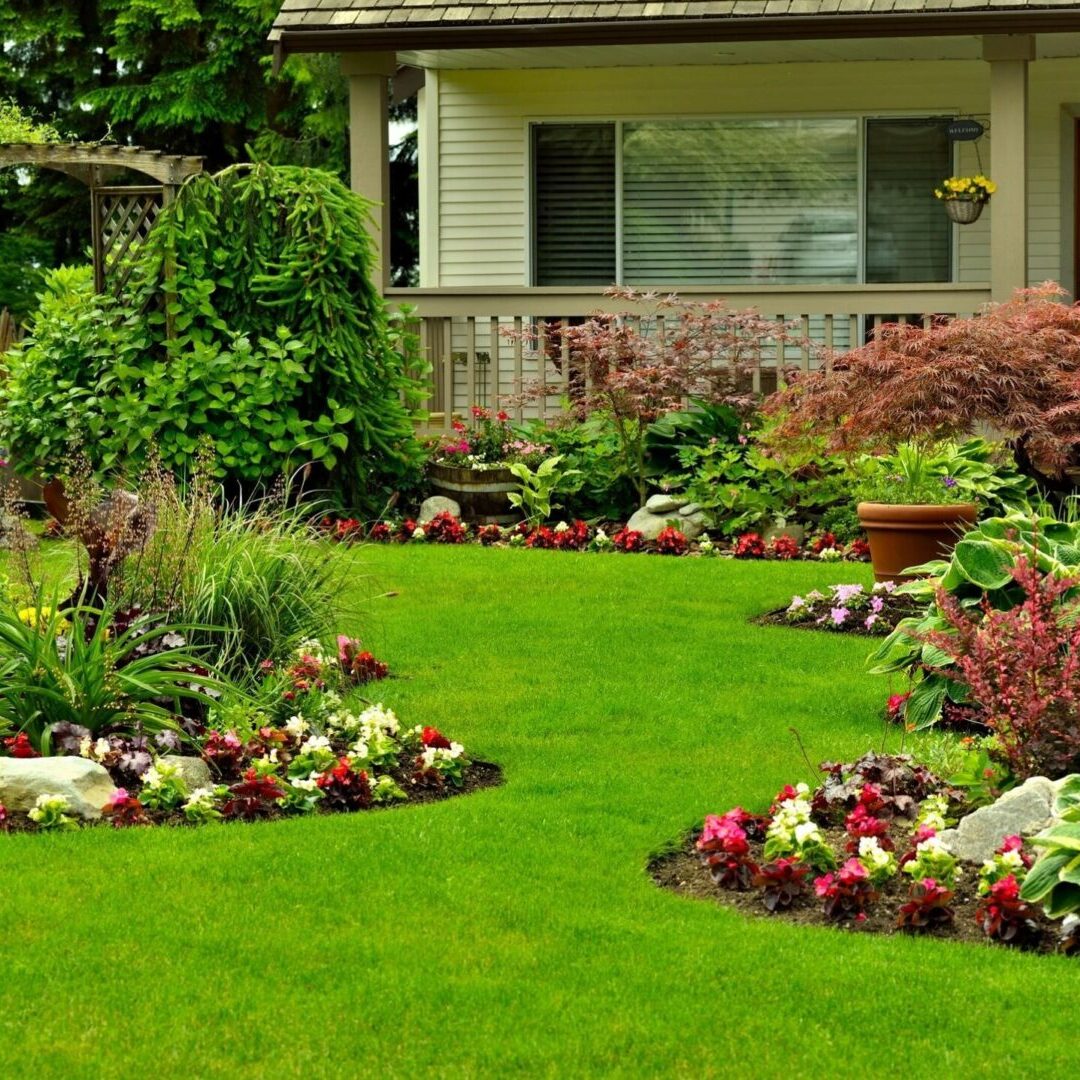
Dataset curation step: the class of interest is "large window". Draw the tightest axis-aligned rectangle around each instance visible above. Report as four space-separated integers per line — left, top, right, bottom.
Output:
531 117 952 287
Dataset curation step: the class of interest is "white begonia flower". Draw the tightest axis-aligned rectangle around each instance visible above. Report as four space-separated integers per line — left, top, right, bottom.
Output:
291 777 319 792
421 748 437 769
79 736 93 758
554 521 569 534
300 734 332 754
449 742 465 758
794 821 821 845
285 715 308 738
142 766 163 788
412 527 426 540
350 740 370 761
595 528 608 541
359 704 399 736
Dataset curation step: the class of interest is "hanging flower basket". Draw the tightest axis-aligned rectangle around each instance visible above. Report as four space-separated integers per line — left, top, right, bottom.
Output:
944 197 985 225
934 175 996 226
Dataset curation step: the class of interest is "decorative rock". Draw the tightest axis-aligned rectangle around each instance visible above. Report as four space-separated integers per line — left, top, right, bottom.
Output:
626 507 706 542
0 756 116 819
678 502 703 517
939 776 1057 863
418 496 461 524
160 755 212 792
645 494 686 514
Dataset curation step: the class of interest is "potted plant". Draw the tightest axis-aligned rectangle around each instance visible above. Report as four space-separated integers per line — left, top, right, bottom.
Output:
934 174 996 225
852 442 976 581
427 406 551 524
765 284 1080 580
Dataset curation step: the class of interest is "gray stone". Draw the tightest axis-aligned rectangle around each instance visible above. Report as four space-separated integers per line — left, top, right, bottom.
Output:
159 755 211 792
0 756 116 820
418 496 461 524
939 776 1057 863
678 502 703 517
645 494 685 514
626 507 706 542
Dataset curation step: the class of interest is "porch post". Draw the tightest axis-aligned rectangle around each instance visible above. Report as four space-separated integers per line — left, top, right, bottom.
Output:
983 34 1034 303
342 52 396 291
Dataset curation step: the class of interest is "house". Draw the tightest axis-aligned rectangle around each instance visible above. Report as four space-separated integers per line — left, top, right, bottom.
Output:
270 0 1080 419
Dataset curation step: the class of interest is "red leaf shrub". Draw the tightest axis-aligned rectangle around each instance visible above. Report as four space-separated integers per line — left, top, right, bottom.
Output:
765 284 1080 490
424 511 467 544
655 526 688 556
896 878 955 931
337 635 389 684
316 757 373 811
753 858 808 912
924 555 1080 778
697 812 759 890
733 532 766 559
222 769 286 819
848 538 871 560
102 789 148 828
553 520 591 551
526 526 557 550
811 532 839 555
202 730 247 780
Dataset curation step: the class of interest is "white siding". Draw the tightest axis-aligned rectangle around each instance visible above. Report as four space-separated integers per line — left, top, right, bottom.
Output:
422 56 1080 292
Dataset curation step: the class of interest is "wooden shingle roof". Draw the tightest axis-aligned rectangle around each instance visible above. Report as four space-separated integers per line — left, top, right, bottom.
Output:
272 0 1080 37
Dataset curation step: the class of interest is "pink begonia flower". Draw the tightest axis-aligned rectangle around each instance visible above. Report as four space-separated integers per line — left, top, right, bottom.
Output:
107 788 130 806
814 873 835 897
865 613 878 630
914 825 937 843
999 834 1024 853
870 595 884 613
830 607 849 626
833 584 864 604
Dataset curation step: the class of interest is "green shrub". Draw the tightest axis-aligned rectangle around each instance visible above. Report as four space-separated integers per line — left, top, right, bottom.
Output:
0 164 424 512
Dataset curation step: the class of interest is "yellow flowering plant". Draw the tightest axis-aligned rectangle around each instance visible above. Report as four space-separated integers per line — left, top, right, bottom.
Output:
934 175 997 203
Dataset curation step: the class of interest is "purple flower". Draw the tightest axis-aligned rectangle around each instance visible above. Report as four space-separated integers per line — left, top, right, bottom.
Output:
942 476 958 489
870 595 884 614
865 613 878 630
833 584 863 604
830 607 849 626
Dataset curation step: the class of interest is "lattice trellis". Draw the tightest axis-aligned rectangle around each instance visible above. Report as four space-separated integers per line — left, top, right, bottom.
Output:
91 186 165 294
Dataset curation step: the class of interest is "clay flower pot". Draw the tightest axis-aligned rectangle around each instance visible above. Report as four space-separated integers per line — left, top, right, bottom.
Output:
857 502 977 583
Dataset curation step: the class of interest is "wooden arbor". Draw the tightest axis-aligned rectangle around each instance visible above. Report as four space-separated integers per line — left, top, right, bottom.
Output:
0 143 203 293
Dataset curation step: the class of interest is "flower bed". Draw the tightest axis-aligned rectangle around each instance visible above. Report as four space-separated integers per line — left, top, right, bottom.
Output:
321 514 871 563
0 635 499 833
756 581 921 636
651 752 1079 955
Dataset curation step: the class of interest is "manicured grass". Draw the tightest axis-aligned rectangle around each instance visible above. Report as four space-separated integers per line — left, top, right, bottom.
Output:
1 546 1078 1077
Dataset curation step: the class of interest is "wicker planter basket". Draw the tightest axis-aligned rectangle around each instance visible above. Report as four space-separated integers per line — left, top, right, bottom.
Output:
428 462 518 525
944 197 985 225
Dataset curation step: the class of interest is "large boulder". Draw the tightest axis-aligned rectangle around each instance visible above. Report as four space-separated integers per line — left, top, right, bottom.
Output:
939 776 1058 863
626 502 706 541
159 755 212 793
0 756 116 820
418 496 461 524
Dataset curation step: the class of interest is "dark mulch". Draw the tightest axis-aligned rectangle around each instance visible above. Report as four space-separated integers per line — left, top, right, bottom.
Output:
1 760 503 834
650 825 1066 954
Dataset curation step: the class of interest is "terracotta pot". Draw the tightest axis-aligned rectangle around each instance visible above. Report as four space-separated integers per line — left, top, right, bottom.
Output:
428 462 517 525
857 502 977 583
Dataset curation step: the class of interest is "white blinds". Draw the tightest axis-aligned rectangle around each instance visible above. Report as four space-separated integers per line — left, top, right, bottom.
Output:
532 123 616 286
622 119 859 285
864 119 952 283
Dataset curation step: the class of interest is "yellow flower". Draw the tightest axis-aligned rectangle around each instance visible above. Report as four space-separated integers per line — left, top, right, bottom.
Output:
17 606 69 634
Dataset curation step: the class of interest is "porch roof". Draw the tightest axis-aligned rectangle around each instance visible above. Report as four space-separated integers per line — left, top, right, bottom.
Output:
271 0 1080 52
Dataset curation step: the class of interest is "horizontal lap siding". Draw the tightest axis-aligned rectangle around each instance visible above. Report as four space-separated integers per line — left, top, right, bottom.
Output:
435 60 999 287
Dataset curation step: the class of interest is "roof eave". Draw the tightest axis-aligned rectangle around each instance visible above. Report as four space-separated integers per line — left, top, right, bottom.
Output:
274 8 1080 55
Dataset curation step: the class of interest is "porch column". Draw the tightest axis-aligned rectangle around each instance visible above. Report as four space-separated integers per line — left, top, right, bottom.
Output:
342 52 396 291
983 34 1034 303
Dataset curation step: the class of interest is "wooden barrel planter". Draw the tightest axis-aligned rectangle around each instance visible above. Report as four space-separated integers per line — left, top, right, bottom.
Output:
428 462 519 525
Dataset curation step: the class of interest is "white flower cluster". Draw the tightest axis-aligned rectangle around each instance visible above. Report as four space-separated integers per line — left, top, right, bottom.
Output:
766 783 818 849
981 847 1026 879
420 743 465 771
285 715 309 738
915 794 949 833
553 521 570 535
79 735 112 761
326 703 400 739
858 836 898 882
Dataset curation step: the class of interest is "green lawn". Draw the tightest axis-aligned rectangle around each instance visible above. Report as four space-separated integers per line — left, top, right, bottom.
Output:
1 546 1078 1077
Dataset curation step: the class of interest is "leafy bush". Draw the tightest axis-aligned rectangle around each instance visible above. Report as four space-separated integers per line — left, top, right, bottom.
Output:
1020 778 1080 917
1 164 424 511
0 600 221 752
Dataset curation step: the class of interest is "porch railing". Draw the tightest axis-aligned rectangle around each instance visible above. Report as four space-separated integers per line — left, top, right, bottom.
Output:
386 284 993 433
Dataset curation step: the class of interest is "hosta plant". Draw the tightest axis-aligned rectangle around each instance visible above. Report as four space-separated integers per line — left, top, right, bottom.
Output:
1019 776 1080 918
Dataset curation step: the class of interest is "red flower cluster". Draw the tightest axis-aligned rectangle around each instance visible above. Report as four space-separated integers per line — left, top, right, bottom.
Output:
421 726 452 749
844 802 892 852
697 811 758 890
975 874 1040 944
769 534 800 560
814 858 878 921
612 527 645 553
424 511 468 544
102 790 147 829
848 537 871 560
337 636 390 684
554 520 590 551
811 531 839 555
321 516 364 543
733 532 766 559
477 524 503 546
0 803 7 831
525 526 557 550
885 692 910 722
3 733 39 759
202 730 246 780
896 878 955 931
398 519 418 540
222 769 286 819
316 757 373 811
656 526 688 556
368 522 393 543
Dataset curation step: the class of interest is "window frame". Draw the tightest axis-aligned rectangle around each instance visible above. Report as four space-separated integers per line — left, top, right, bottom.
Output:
525 110 958 288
